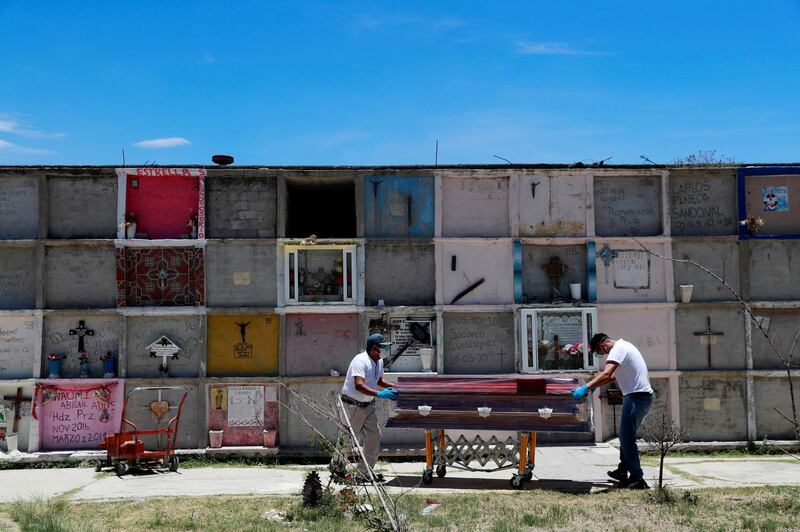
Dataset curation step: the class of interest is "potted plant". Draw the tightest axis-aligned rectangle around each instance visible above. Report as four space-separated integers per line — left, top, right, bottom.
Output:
561 342 585 370
78 351 91 378
118 212 137 239
47 352 66 378
186 212 198 239
100 351 116 378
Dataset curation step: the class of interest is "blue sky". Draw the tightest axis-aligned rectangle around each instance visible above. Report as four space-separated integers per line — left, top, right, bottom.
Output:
1 1 799 166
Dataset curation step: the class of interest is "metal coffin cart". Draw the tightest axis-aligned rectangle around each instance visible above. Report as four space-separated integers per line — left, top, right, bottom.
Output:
386 375 591 488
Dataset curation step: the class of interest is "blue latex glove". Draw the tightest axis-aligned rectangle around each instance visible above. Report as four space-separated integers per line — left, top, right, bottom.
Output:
376 388 399 401
571 385 589 401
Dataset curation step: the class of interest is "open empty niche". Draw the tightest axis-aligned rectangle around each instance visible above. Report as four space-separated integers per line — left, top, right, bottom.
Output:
286 177 356 238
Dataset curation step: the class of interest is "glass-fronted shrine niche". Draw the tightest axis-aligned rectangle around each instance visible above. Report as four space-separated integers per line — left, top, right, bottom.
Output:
284 245 356 304
519 308 597 372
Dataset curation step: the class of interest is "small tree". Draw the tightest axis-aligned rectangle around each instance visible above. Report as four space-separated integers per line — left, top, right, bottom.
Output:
642 410 689 490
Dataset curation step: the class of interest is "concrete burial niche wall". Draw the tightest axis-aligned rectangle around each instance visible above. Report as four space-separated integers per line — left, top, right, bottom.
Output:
125 315 203 378
742 170 800 236
751 311 800 369
521 244 587 303
671 240 740 302
594 241 669 303
442 311 515 374
599 378 669 441
0 246 37 310
0 175 39 239
596 305 673 370
206 315 279 377
518 173 588 237
284 313 358 377
35 379 123 450
0 381 34 452
594 175 662 236
45 245 117 309
363 175 435 238
42 314 120 379
47 174 117 238
674 308 745 370
745 241 800 301
754 377 800 440
679 377 747 440
116 247 205 307
438 241 513 305
123 380 199 449
124 172 201 239
205 173 277 238
669 169 738 236
364 242 435 306
0 315 38 379
207 383 279 446
206 242 277 307
441 176 510 237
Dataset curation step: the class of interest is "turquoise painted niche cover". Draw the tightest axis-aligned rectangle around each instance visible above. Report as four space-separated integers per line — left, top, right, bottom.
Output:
364 176 434 237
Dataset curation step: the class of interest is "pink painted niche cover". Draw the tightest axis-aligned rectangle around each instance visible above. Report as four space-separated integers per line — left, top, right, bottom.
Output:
208 384 279 447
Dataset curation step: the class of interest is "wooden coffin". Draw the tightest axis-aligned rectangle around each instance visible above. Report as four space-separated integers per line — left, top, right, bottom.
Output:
386 375 591 432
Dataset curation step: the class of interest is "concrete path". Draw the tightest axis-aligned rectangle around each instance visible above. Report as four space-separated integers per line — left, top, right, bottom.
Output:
0 444 798 503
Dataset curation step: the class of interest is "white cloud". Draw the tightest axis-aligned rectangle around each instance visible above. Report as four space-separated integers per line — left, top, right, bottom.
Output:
0 115 65 138
202 52 215 64
0 139 52 155
516 41 605 56
133 137 192 149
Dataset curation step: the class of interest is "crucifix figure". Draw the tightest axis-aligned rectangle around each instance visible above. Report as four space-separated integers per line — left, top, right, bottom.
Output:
542 257 568 300
69 320 95 353
694 316 724 369
3 387 30 433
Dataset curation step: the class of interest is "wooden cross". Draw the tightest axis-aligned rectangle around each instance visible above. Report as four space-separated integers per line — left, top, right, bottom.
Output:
3 387 29 433
542 257 568 300
694 316 724 369
69 320 94 353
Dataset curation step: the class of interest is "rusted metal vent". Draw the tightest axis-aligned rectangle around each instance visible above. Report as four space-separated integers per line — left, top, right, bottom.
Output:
212 154 234 166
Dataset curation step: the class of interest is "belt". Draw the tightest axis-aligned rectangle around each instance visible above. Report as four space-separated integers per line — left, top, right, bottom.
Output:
625 391 653 397
341 395 374 408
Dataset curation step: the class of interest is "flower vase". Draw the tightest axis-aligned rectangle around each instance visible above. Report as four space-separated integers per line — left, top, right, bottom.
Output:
263 429 277 447
79 362 91 378
47 359 63 379
418 348 434 372
126 222 137 239
209 430 224 448
102 357 116 378
190 226 198 239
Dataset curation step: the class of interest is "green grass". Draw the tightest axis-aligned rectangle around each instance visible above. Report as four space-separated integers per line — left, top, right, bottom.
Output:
3 486 799 531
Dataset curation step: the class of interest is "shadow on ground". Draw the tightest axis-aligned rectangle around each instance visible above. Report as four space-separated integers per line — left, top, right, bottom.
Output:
386 475 610 493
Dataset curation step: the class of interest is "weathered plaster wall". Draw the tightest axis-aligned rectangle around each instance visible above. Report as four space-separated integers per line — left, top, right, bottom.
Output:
0 316 38 379
594 241 670 303
671 240 740 302
0 246 37 309
364 243 435 306
668 169 738 236
125 315 203 378
679 377 747 441
42 313 120 378
594 175 662 236
207 383 279 446
754 377 800 440
751 311 800 369
123 380 199 449
205 173 277 238
0 380 34 452
206 242 277 307
45 246 117 309
442 312 515 374
599 378 670 440
596 305 673 370
441 177 510 237
521 244 587 303
363 175 435 238
438 241 513 305
675 308 745 370
47 175 117 238
206 315 279 377
518 173 588 237
0 175 39 239
284 313 358 377
745 241 800 301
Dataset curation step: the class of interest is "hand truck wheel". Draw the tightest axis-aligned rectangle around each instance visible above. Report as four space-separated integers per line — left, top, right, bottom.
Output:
94 460 103 472
510 474 524 489
422 468 433 485
114 460 129 476
436 465 447 478
168 455 180 472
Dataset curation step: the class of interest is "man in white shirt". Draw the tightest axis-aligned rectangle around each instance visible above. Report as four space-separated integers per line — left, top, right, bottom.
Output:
571 333 654 489
341 333 399 482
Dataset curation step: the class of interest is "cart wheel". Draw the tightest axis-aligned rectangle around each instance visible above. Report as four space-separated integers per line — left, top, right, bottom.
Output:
510 474 524 489
168 455 180 472
115 460 129 476
436 465 447 478
422 468 433 485
523 470 533 481
94 460 103 472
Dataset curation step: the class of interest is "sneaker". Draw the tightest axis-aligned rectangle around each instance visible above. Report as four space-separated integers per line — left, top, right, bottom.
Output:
626 478 650 490
607 468 629 484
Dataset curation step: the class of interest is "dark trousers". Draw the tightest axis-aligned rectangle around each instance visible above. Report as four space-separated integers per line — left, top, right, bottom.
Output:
618 392 653 479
